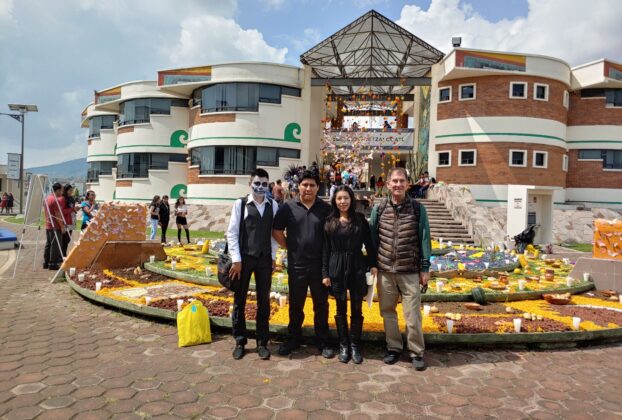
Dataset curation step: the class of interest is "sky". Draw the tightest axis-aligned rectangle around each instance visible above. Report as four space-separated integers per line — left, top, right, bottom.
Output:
1 0 621 167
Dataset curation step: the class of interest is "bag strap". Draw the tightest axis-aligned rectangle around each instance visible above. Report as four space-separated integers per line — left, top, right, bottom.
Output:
224 197 247 254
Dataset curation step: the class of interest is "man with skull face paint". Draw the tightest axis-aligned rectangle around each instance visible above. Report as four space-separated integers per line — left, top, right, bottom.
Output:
226 168 279 360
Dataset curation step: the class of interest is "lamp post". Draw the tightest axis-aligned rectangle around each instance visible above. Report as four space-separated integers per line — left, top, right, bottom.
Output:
2 104 38 215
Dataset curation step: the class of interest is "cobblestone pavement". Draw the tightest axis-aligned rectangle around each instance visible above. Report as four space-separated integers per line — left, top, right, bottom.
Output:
1 221 621 419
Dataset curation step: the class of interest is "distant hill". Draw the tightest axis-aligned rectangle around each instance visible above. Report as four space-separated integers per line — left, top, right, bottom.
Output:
28 158 88 180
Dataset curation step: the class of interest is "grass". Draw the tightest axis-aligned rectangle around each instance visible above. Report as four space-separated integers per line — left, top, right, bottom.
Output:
561 243 593 252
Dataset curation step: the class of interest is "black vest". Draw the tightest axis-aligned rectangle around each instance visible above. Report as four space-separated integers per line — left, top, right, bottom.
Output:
240 200 273 259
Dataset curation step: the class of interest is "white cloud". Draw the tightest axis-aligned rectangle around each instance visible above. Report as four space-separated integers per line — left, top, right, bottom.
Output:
290 28 322 54
165 15 288 65
396 0 622 66
260 0 286 10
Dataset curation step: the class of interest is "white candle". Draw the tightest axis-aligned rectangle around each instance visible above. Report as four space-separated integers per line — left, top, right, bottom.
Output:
583 272 590 282
279 295 287 308
95 282 102 291
446 319 454 334
145 296 152 305
149 255 155 264
436 281 444 293
423 305 431 317
205 267 212 276
78 273 85 282
513 318 522 333
484 262 490 269
177 299 184 312
69 267 76 276
566 277 574 287
572 317 581 330
518 279 526 291
437 263 442 272
171 260 177 270
447 241 453 248
505 259 510 265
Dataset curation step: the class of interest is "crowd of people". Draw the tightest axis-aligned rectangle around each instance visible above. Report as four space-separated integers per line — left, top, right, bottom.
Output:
226 167 431 370
0 192 15 214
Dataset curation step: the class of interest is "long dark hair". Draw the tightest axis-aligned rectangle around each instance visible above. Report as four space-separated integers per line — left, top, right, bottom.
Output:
62 184 75 208
150 195 160 208
325 185 360 235
175 197 185 209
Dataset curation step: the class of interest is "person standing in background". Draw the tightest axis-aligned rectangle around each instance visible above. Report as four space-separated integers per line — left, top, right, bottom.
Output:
174 197 191 244
159 195 170 243
80 191 98 231
148 196 161 241
43 183 64 270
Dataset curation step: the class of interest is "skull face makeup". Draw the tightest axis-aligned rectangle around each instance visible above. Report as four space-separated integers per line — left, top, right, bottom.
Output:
250 176 270 197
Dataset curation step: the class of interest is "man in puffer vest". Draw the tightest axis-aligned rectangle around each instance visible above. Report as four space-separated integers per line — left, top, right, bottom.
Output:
369 167 432 370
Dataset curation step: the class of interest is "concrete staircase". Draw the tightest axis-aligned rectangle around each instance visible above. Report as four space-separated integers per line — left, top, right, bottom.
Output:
418 198 475 245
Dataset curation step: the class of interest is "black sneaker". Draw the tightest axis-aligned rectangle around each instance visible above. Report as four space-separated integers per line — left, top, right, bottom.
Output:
278 340 301 356
383 351 400 365
320 346 335 359
412 356 426 371
232 345 245 360
257 345 271 360
48 264 60 271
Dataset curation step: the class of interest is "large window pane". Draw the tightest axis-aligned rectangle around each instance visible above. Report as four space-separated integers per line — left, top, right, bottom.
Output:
150 98 170 115
578 150 602 159
279 148 300 159
257 147 278 166
199 83 299 112
150 154 169 169
259 84 281 103
604 150 622 169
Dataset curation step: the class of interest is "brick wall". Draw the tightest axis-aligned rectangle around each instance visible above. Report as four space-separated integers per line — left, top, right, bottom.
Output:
567 92 622 126
117 126 134 134
437 75 567 124
435 142 567 187
187 166 236 184
189 107 236 127
566 150 622 189
116 180 133 187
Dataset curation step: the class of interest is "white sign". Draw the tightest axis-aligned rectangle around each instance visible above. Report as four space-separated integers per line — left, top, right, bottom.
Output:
7 153 20 180
326 131 414 149
513 198 522 209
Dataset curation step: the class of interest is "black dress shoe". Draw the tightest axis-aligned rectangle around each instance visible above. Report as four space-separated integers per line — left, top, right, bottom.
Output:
232 345 245 360
412 356 426 371
257 345 271 360
48 264 60 270
321 346 335 359
278 340 300 356
383 351 400 365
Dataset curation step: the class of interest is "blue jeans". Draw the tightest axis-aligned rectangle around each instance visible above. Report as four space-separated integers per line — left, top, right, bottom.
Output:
150 218 159 240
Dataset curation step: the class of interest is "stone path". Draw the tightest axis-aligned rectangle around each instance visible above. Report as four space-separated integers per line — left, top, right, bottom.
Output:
1 220 622 419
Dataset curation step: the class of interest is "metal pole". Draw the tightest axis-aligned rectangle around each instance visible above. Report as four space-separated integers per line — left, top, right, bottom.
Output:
19 112 25 215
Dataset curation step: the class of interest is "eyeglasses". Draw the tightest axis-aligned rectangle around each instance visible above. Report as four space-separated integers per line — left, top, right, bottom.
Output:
252 181 269 187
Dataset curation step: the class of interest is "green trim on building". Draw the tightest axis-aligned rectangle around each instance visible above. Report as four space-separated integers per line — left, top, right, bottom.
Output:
115 144 189 151
567 140 622 144
189 136 301 144
476 199 508 203
436 132 566 143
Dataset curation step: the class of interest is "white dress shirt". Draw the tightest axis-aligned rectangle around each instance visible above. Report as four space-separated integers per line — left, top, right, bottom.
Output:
226 193 279 263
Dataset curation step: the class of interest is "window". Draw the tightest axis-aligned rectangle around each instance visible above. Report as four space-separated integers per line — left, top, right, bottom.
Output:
578 149 602 160
510 82 527 99
86 161 116 182
439 87 451 103
117 153 186 178
563 154 568 171
190 146 300 175
459 83 476 101
533 151 548 168
605 90 622 107
534 83 549 101
509 150 527 167
437 151 451 167
195 83 301 113
459 149 477 166
88 115 116 138
603 150 622 169
563 91 570 108
119 98 188 125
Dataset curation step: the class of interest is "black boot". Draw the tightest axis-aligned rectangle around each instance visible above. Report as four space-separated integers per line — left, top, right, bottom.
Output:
350 316 364 364
334 315 350 363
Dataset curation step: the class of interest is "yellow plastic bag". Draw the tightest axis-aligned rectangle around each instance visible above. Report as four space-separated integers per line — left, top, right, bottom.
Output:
177 300 212 347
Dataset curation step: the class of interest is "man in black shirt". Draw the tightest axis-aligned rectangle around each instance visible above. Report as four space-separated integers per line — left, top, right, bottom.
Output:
159 195 170 243
273 170 334 358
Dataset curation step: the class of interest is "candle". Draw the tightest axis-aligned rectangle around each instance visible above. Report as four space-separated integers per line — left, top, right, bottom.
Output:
78 273 85 282
572 317 581 330
518 279 526 291
279 295 287 308
69 267 76 276
95 282 102 291
436 281 444 293
149 255 155 264
505 259 510 265
171 260 177 270
423 305 431 317
566 277 574 287
484 262 489 269
513 318 522 333
446 319 454 334
145 296 152 305
447 241 453 248
583 272 590 282
177 299 184 312
205 267 212 276
437 263 442 272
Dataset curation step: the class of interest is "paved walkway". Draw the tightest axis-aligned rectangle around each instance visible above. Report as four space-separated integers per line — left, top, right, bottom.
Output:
0 220 621 419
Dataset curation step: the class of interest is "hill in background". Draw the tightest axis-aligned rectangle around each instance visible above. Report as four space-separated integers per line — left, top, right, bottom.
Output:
28 158 87 180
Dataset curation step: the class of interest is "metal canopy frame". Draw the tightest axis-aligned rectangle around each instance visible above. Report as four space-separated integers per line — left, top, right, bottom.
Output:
300 10 444 94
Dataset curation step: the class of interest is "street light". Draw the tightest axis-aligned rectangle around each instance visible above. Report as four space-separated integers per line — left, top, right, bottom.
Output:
5 104 38 215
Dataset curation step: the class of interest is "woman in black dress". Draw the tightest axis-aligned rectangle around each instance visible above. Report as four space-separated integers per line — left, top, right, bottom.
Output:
322 185 377 364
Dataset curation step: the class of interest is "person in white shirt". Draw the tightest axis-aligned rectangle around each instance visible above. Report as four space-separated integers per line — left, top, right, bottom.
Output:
226 168 279 360
174 197 190 244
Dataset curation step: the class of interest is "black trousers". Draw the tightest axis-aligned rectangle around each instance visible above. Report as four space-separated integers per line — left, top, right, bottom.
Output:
287 264 330 346
336 297 363 319
232 254 272 346
61 231 72 257
160 219 169 243
44 229 63 266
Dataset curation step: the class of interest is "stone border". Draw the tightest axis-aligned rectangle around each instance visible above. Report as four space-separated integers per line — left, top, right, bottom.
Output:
66 275 622 346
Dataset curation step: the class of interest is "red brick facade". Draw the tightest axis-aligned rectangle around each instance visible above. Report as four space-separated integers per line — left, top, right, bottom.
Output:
566 150 622 189
437 75 568 124
567 92 622 126
187 166 236 185
117 126 134 134
116 180 132 187
435 142 567 187
189 108 236 127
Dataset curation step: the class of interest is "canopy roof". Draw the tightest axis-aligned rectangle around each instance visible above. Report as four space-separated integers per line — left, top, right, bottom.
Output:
300 10 444 94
